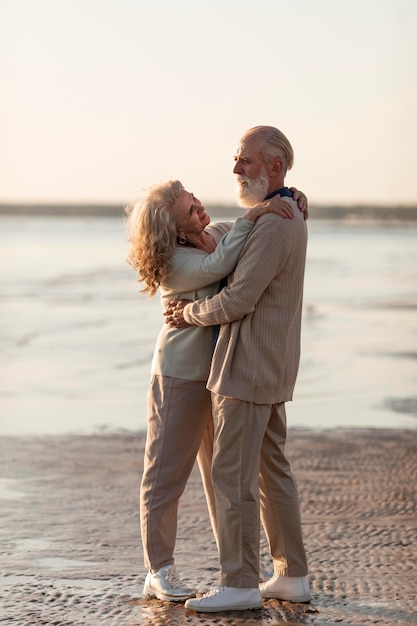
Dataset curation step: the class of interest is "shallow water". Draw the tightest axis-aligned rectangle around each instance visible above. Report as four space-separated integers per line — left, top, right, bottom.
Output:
0 215 416 435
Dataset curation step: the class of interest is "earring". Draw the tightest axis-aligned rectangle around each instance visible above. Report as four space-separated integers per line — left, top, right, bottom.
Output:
179 235 187 245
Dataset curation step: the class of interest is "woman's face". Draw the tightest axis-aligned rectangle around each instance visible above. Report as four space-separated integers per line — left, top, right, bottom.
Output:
173 189 210 236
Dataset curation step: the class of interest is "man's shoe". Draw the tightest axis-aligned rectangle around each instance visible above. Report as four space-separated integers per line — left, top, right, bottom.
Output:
185 586 262 612
259 575 311 602
143 564 195 602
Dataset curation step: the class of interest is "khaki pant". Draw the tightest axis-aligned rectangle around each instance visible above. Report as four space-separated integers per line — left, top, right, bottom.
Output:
140 375 217 571
211 393 308 588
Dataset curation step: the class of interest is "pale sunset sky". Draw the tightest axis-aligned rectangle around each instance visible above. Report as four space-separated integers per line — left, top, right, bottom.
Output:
1 0 416 206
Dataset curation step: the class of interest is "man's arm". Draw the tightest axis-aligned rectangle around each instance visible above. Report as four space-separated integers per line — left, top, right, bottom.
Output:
167 215 291 328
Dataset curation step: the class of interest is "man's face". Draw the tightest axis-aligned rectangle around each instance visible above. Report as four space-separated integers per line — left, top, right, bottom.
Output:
233 134 270 208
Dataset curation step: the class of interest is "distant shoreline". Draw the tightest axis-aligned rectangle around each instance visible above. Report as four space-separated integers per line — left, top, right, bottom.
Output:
0 202 416 221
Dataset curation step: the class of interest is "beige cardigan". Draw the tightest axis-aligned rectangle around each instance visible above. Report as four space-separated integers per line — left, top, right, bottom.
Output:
150 218 255 381
183 200 308 404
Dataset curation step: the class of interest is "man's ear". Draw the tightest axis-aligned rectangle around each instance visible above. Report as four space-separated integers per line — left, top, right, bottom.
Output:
267 158 283 176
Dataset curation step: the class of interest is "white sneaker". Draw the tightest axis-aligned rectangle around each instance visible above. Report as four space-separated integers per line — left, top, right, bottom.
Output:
143 564 195 602
185 586 262 612
259 575 311 602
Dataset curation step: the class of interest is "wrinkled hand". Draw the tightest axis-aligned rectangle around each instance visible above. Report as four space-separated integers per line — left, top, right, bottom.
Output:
264 197 295 219
290 187 309 220
164 299 192 328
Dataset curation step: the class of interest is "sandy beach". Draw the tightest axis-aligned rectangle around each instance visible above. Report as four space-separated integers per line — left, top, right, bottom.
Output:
1 428 416 625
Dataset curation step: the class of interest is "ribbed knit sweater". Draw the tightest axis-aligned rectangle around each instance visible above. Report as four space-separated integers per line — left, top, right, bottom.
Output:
183 199 308 404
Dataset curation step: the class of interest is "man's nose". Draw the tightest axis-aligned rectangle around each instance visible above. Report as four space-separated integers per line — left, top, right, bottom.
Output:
233 162 241 174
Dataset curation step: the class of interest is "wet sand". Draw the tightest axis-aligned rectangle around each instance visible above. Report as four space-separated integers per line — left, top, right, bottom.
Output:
1 428 416 625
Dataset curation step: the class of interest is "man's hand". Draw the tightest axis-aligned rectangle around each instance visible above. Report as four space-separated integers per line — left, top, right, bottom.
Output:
164 299 192 328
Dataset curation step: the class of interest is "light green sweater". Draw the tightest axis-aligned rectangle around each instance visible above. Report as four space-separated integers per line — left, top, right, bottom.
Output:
150 218 255 381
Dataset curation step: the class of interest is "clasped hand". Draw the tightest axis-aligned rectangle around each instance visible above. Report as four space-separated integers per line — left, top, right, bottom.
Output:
164 299 191 328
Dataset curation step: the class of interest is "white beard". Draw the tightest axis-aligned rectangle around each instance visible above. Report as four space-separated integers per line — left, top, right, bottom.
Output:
235 169 270 208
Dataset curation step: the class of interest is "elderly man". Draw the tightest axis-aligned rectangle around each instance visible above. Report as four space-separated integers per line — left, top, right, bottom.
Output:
166 125 310 612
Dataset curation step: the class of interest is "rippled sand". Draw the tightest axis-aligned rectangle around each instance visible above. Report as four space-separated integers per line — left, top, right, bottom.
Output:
1 429 416 625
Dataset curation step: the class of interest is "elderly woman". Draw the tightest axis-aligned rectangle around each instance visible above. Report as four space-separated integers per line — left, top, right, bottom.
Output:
126 180 307 602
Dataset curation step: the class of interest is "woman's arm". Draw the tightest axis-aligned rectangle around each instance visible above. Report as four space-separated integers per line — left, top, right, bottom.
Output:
164 218 255 293
164 190 308 294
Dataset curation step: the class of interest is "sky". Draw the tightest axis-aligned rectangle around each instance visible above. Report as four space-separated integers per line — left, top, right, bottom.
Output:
1 0 416 206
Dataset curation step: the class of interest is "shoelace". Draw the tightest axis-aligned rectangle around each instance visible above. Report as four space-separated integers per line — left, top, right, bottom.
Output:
165 566 186 589
203 586 225 598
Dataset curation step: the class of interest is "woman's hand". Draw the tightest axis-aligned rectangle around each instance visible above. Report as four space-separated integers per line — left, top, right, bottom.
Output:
290 187 309 220
164 299 191 328
242 187 309 222
242 197 295 221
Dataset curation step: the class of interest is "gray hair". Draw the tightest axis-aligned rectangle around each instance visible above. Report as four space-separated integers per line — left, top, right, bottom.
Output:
125 179 184 296
246 125 294 174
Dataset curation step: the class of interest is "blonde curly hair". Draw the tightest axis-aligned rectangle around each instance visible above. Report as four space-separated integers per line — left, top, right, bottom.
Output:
126 180 184 296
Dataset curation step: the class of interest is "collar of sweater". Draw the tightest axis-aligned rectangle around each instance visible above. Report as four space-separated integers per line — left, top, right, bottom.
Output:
264 186 293 200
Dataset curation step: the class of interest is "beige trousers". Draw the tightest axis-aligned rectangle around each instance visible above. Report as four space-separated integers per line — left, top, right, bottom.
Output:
140 375 217 571
211 393 308 588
